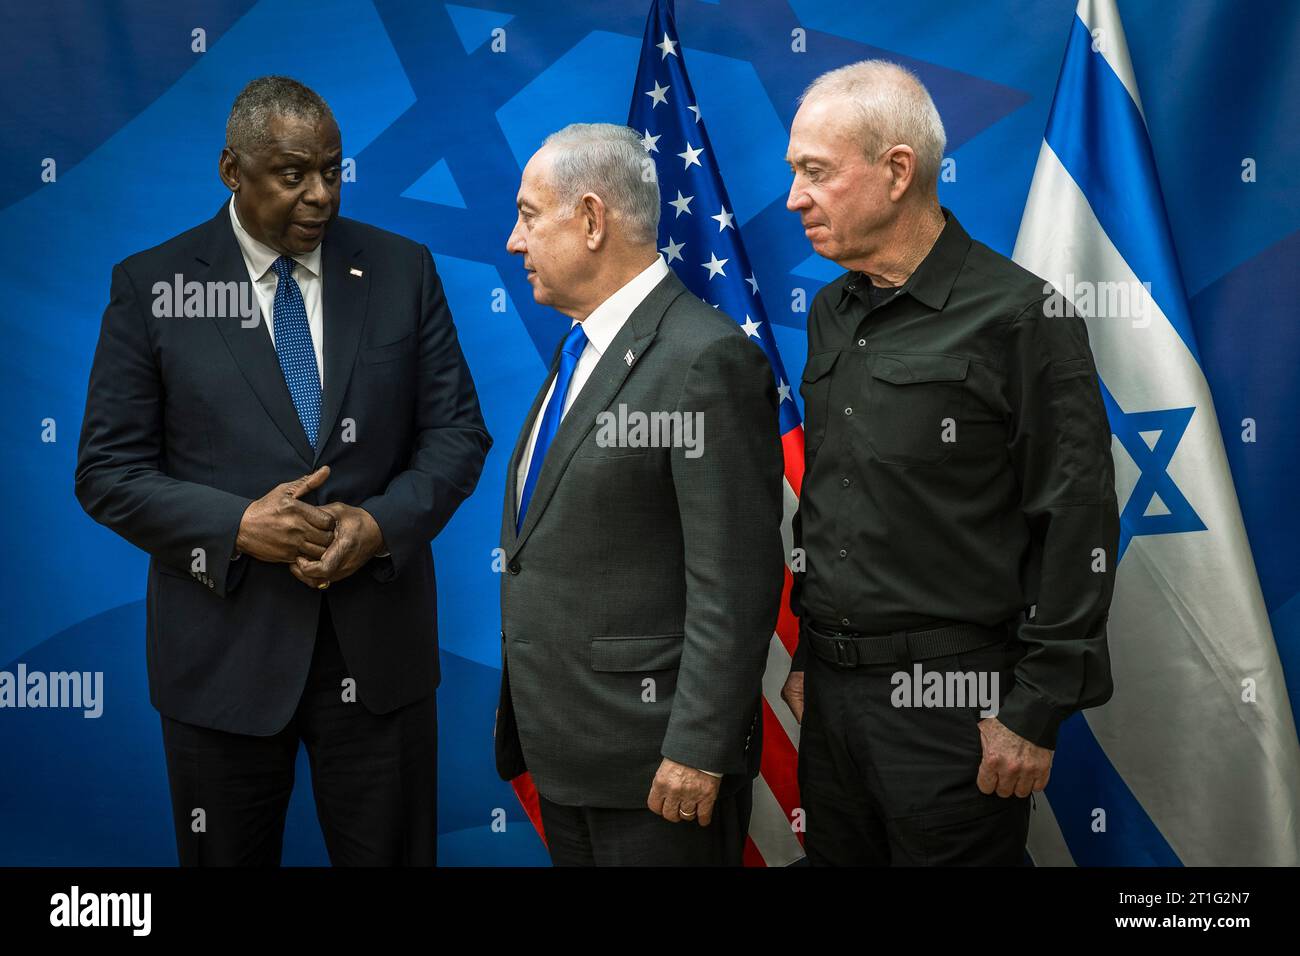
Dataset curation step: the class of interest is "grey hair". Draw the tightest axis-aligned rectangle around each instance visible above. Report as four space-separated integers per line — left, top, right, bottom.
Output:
225 76 336 153
799 60 947 194
540 123 660 245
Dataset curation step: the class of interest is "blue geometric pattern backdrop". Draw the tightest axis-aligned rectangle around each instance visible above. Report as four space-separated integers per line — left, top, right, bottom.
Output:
0 0 1294 865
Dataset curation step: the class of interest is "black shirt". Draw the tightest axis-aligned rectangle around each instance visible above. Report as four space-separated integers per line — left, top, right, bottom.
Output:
861 279 900 311
791 209 1119 750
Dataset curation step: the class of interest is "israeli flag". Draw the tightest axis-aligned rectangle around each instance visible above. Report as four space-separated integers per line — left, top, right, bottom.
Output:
1013 0 1300 865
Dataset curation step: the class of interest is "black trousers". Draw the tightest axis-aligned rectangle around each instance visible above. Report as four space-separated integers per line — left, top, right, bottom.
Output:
798 635 1031 866
538 783 752 866
159 602 437 866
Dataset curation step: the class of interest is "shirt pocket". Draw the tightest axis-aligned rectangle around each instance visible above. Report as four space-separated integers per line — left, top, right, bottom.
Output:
799 350 841 455
864 352 970 467
1049 356 1108 485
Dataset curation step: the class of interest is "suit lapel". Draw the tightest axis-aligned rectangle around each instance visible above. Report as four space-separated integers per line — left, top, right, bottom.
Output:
201 204 370 468
314 226 369 465
509 270 688 557
202 203 315 466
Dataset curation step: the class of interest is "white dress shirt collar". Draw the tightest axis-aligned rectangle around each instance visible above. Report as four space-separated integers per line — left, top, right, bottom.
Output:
228 195 322 280
573 255 670 353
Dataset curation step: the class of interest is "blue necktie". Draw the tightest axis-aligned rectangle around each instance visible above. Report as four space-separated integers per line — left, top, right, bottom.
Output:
271 255 321 449
517 322 589 531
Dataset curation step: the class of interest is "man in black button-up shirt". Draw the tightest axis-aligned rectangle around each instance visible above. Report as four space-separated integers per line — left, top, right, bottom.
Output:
781 60 1118 865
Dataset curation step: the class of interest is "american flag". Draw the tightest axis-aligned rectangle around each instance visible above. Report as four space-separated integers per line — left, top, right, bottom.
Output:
510 0 806 867
627 0 806 867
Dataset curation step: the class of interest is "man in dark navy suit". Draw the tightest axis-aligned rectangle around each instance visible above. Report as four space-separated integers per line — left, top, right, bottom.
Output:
75 76 491 866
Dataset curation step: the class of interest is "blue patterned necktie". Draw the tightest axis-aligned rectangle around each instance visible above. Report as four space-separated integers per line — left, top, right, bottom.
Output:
271 255 321 448
517 322 589 531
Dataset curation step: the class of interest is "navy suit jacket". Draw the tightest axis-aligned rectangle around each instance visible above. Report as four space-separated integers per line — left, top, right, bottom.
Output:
75 202 491 735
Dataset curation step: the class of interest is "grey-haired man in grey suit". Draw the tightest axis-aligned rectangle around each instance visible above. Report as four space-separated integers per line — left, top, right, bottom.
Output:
493 123 785 866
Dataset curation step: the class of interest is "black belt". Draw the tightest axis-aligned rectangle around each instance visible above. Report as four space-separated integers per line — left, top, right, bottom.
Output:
804 619 1012 669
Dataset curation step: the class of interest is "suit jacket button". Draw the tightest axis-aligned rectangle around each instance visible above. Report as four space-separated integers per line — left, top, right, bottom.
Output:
507 560 520 575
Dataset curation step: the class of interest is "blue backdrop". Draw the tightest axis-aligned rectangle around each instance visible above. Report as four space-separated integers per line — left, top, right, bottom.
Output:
0 0 1294 865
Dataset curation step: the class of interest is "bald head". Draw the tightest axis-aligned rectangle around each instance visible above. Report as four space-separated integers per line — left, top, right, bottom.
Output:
785 59 948 273
799 59 947 195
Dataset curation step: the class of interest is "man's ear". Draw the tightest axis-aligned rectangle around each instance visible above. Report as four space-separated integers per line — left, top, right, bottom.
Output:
219 147 240 192
581 192 607 250
887 145 917 202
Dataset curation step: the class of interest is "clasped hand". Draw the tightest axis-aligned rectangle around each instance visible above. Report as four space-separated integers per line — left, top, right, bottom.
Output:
234 465 386 588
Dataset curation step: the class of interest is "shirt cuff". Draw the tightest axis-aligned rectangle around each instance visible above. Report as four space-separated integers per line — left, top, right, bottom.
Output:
701 769 722 778
996 685 1069 751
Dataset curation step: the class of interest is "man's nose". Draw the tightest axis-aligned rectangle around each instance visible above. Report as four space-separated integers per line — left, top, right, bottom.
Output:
786 181 809 212
506 222 524 255
304 173 331 206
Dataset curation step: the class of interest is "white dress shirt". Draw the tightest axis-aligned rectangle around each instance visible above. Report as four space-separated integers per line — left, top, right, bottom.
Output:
227 198 380 560
228 195 326 387
515 255 670 508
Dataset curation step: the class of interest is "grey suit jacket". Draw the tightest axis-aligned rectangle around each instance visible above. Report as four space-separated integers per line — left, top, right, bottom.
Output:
494 269 785 808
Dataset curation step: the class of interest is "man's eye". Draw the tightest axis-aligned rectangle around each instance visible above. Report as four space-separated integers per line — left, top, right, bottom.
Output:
323 167 341 182
283 172 302 185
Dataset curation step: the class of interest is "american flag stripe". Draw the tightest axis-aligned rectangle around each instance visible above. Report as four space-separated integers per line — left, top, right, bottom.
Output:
748 757 805 865
762 631 802 751
781 430 806 496
510 772 546 848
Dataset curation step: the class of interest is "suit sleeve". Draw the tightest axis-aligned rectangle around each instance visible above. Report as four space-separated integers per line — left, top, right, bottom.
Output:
660 332 785 774
999 297 1120 749
75 262 253 597
360 245 492 580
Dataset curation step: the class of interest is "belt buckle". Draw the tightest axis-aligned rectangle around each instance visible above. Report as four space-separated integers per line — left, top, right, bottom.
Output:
831 636 859 668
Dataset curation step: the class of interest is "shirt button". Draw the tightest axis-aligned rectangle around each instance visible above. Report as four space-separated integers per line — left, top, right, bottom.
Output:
841 617 850 626
841 477 850 487
858 338 866 347
838 549 848 559
844 407 853 416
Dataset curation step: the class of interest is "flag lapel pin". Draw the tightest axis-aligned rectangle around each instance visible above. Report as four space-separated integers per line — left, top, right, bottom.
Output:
349 267 364 277
624 349 635 367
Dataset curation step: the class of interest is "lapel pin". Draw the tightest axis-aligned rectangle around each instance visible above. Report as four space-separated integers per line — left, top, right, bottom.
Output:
349 267 364 277
624 349 635 366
